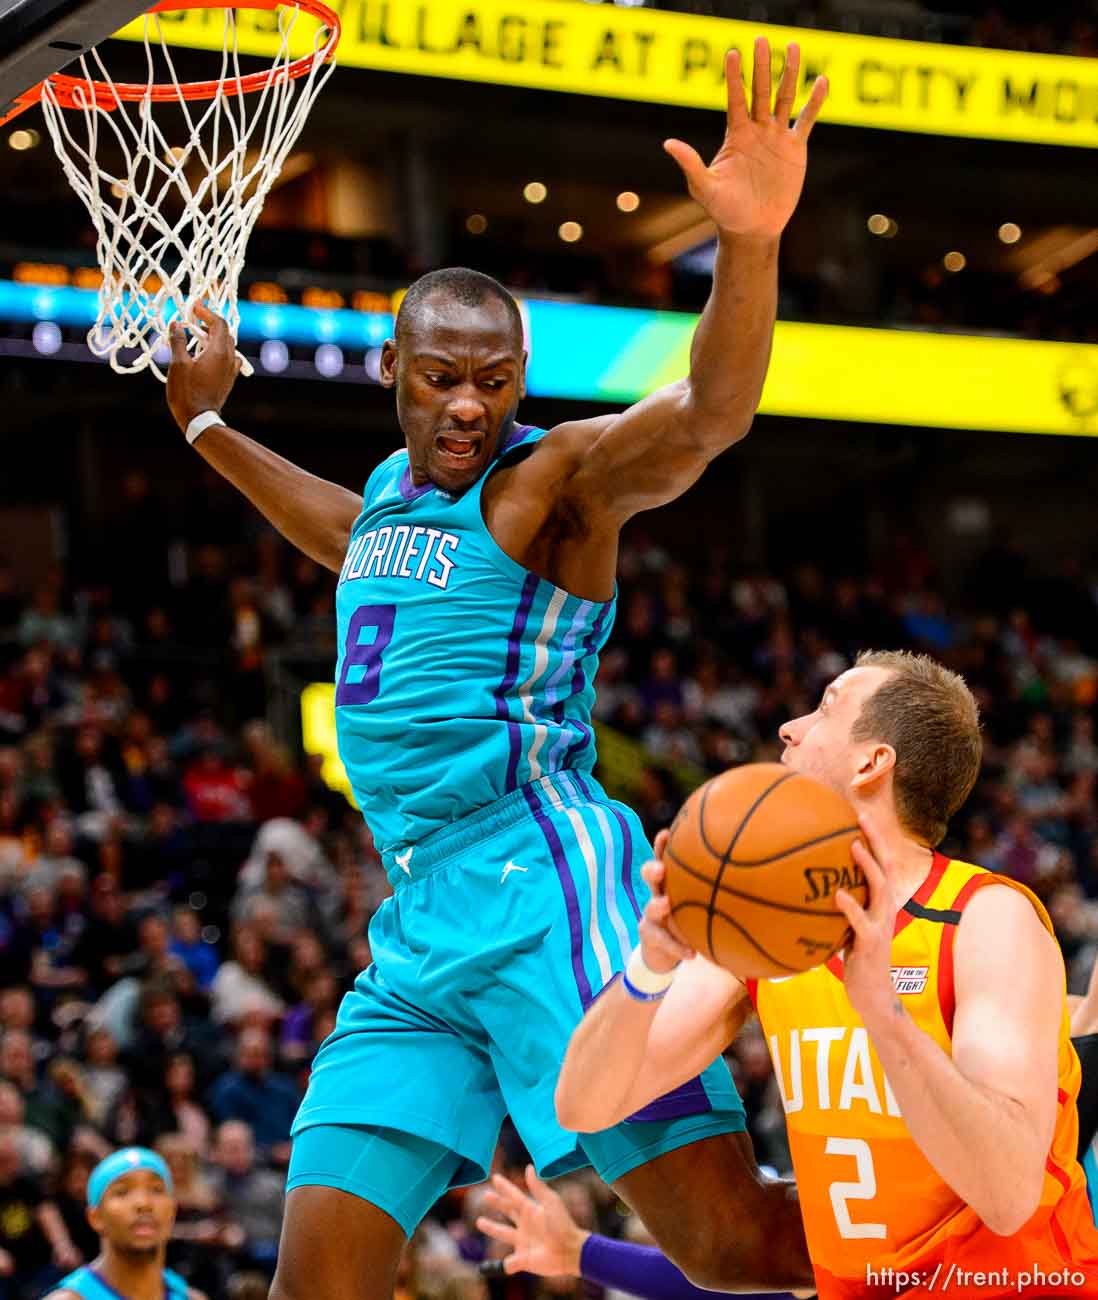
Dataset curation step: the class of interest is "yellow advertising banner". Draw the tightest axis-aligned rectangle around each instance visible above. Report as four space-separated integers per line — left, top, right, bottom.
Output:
117 0 1098 148
758 324 1098 436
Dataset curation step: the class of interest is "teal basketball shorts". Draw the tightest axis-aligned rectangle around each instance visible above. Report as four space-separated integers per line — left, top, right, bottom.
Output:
287 770 745 1235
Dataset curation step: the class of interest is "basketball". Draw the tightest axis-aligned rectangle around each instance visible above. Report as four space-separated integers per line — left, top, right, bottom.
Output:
663 763 867 980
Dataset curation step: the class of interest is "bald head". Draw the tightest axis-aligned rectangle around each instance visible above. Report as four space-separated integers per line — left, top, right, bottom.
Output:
395 268 522 352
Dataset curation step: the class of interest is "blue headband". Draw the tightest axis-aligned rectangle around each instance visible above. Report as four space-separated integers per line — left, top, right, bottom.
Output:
87 1148 173 1208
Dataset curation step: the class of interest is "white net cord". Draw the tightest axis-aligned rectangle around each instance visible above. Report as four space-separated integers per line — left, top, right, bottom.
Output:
38 5 337 381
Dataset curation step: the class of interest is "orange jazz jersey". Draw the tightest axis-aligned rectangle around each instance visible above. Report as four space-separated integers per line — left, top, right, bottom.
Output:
747 854 1098 1299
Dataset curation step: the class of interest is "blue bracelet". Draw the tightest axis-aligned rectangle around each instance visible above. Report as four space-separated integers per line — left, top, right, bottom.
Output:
622 971 670 1002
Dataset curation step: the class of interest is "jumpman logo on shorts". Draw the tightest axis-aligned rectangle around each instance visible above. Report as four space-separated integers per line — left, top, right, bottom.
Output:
500 861 528 884
395 847 414 876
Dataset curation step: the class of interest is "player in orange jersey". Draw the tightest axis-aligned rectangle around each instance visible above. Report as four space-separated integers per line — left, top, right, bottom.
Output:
483 650 1098 1299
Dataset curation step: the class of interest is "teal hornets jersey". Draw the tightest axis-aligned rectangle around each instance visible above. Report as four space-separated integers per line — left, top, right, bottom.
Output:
54 1264 189 1300
334 424 615 854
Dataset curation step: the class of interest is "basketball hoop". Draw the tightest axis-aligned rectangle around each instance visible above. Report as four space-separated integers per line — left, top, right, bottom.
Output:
12 0 340 381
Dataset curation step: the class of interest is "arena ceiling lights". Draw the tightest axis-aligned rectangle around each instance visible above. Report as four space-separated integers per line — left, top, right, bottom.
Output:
114 0 1098 149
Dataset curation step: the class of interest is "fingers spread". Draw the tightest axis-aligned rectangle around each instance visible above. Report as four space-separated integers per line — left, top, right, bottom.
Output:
525 1165 556 1206
663 138 707 194
487 1174 528 1212
793 74 829 138
476 1217 518 1246
774 42 800 124
723 47 748 129
751 36 772 122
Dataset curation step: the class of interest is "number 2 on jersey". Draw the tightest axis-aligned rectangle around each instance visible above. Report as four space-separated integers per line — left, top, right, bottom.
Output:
336 604 395 706
826 1137 887 1240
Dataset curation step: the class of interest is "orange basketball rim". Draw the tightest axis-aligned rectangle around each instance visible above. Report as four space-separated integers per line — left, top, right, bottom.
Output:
1 0 341 125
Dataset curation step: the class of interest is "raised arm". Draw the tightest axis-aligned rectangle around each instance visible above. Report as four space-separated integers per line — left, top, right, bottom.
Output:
555 840 750 1133
562 39 827 524
166 305 362 573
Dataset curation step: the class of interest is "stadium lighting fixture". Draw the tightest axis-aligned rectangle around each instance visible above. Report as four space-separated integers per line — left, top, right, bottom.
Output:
523 181 548 204
616 191 640 213
31 321 62 354
465 213 488 235
559 221 583 243
315 343 344 377
260 339 289 374
943 251 966 272
8 129 39 151
998 222 1022 244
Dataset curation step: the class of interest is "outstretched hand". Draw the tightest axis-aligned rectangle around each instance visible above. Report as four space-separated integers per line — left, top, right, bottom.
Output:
664 38 828 240
476 1166 589 1278
165 302 242 434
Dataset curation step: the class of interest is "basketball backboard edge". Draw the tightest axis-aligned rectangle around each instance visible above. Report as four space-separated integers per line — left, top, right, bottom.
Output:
0 0 151 121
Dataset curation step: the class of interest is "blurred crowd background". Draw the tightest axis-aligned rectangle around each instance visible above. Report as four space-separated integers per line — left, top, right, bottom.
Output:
1 482 1097 1298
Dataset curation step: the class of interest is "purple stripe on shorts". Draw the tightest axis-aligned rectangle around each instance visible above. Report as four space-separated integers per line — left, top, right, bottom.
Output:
561 602 612 769
523 783 593 1009
571 773 594 801
606 804 641 921
625 1075 712 1124
563 721 594 768
494 573 539 790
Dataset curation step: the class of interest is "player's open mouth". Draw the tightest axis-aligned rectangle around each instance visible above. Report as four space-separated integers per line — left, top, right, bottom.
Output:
434 433 484 462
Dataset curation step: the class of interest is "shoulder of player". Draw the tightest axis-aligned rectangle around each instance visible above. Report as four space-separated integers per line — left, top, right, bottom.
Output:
953 882 1061 987
496 417 616 506
523 416 616 473
42 1290 82 1300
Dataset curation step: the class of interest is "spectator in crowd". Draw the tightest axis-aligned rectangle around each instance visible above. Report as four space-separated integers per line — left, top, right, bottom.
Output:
80 1028 127 1125
231 851 311 940
208 1120 283 1275
0 1031 71 1154
163 1053 212 1160
72 876 137 995
207 1029 300 1164
0 1129 78 1298
155 1131 237 1295
182 746 251 825
209 927 284 1028
280 970 340 1066
169 907 219 992
49 1152 99 1267
126 984 223 1099
0 1083 54 1177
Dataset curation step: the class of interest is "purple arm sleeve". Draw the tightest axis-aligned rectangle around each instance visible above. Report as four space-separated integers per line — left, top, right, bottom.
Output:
579 1234 793 1300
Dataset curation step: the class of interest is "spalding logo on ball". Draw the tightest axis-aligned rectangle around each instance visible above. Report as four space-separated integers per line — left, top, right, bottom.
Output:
663 762 868 980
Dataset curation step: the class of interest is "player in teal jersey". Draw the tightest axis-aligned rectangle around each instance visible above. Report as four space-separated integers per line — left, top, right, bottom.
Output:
43 1148 201 1300
165 39 826 1300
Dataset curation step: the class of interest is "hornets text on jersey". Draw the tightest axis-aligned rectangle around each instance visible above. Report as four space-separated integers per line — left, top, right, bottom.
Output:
334 425 614 854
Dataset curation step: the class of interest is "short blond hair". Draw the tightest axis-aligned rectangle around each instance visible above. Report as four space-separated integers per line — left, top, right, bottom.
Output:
850 650 982 846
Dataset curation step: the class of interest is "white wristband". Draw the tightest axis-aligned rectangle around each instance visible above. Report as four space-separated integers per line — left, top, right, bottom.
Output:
185 410 225 445
624 945 677 997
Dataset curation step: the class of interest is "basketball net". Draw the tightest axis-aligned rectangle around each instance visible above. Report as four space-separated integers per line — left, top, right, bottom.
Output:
36 2 338 381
